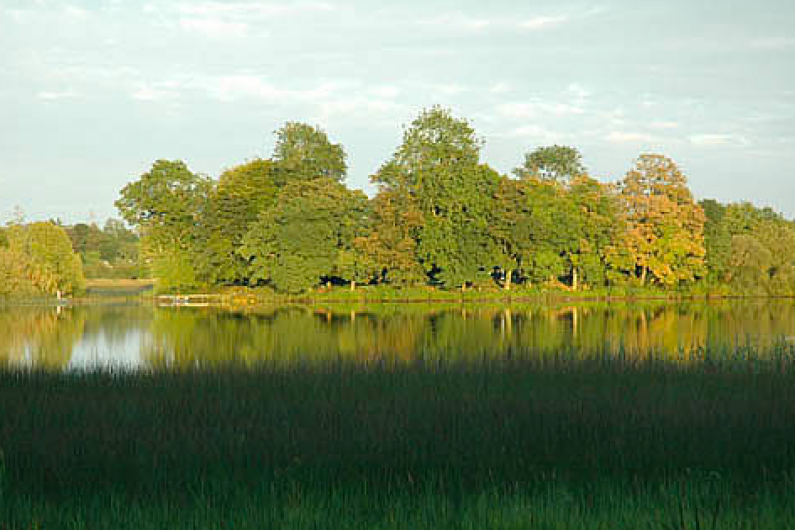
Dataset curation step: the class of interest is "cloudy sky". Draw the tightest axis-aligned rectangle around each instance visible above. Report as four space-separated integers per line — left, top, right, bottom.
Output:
2 0 794 224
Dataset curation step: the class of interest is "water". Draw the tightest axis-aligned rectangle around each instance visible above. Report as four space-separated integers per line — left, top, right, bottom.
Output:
1 300 794 371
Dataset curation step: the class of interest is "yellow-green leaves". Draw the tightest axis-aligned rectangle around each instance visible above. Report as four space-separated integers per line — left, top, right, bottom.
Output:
620 154 706 286
3 222 85 295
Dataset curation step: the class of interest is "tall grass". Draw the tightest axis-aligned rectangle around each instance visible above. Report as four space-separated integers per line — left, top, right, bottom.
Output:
2 352 795 527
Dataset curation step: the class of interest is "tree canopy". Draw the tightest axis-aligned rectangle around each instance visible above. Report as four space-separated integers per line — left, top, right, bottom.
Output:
104 108 795 296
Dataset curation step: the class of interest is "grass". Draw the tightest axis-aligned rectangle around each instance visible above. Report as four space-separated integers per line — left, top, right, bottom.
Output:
1 356 795 528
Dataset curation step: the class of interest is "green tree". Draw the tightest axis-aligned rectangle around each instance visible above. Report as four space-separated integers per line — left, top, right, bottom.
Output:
240 179 369 293
699 199 732 284
5 222 85 295
271 122 347 185
372 106 499 289
513 145 586 184
115 160 211 291
199 159 279 284
354 189 426 285
566 176 624 289
490 177 570 289
721 203 795 294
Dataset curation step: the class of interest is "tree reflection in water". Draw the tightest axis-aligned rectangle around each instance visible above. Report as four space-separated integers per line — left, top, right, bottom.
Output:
2 301 794 371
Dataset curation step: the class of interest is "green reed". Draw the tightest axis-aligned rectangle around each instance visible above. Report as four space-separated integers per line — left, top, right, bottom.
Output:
1 348 795 528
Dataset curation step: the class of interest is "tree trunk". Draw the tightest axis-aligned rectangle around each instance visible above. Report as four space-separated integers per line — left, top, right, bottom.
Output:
350 280 356 291
504 270 512 291
572 268 578 291
640 266 648 286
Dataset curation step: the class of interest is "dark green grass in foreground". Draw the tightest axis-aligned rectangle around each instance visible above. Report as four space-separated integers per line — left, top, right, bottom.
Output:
2 355 795 528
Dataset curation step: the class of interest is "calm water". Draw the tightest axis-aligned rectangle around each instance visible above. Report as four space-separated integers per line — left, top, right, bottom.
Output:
1 300 795 371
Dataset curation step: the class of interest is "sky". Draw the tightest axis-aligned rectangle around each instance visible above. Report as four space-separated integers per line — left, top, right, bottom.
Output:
1 0 794 225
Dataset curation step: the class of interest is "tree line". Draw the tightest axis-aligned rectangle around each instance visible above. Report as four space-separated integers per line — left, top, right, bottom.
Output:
0 221 85 297
105 106 794 295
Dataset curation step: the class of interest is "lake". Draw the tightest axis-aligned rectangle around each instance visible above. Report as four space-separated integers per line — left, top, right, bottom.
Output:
2 299 795 371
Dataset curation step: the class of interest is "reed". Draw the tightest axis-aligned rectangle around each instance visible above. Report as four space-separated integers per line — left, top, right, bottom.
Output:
1 351 794 528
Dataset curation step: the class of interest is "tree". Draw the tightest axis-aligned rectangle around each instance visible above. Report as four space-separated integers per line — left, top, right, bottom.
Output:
720 203 795 294
372 106 498 289
566 175 624 289
490 177 570 289
354 189 426 285
5 222 85 295
239 178 370 293
513 145 586 184
619 154 706 286
199 159 279 284
271 122 347 185
699 199 732 284
115 160 211 291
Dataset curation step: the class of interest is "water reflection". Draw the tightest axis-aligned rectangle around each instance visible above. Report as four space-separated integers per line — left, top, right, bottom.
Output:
1 301 794 371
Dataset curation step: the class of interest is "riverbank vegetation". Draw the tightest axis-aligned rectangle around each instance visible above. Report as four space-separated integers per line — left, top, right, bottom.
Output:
63 218 142 279
0 221 85 298
2 353 794 528
114 106 795 296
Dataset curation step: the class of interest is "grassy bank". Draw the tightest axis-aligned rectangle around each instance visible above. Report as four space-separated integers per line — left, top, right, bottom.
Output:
150 283 788 307
2 358 795 527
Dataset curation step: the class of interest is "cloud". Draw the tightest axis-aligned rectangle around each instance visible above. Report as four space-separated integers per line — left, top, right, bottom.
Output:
176 1 332 20
566 83 590 101
172 1 336 37
498 101 584 119
180 17 248 37
38 89 77 100
369 86 401 98
64 5 88 17
131 82 180 102
751 37 795 50
4 9 31 23
417 14 492 31
688 134 748 147
416 12 569 33
650 121 679 130
490 82 511 94
518 15 568 30
503 124 564 144
606 131 655 144
132 74 404 122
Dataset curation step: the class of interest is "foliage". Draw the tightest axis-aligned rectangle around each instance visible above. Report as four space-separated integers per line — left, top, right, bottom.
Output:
108 109 795 296
372 106 498 288
116 160 212 291
240 178 370 293
65 219 140 279
271 122 347 185
513 144 586 184
3 222 85 295
198 159 278 284
619 154 707 286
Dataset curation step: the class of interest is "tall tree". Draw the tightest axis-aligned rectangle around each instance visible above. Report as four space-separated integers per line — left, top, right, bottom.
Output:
372 106 499 288
115 160 211 291
566 175 625 289
199 159 279 284
619 154 706 286
513 145 586 185
271 122 347 185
